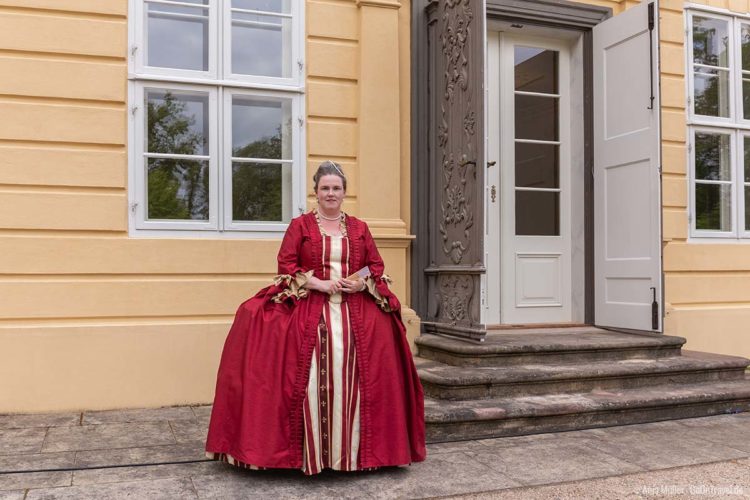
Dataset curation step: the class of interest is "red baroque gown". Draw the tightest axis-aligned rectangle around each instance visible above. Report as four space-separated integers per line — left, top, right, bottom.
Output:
205 210 426 474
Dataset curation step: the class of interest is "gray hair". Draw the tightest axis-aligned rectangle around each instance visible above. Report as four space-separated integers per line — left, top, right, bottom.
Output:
313 160 347 192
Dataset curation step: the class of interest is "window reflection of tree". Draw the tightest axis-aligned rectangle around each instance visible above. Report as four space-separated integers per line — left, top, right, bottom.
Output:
147 92 209 220
695 133 730 230
693 25 729 116
232 124 286 221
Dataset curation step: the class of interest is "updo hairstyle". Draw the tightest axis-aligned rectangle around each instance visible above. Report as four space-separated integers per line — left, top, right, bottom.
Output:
313 160 347 193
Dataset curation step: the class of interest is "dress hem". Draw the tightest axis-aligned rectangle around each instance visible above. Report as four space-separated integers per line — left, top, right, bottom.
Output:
206 451 394 476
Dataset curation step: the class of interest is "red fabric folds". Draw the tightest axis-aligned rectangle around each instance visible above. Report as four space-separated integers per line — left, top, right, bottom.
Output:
205 212 426 470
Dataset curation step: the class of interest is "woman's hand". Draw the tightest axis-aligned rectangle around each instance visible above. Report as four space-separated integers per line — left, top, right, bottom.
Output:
306 276 341 295
339 278 365 294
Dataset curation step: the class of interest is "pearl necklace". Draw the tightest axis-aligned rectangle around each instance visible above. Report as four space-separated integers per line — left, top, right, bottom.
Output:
318 211 342 221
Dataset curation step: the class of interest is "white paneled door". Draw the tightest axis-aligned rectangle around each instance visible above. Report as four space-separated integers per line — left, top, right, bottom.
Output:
593 1 663 331
487 33 574 324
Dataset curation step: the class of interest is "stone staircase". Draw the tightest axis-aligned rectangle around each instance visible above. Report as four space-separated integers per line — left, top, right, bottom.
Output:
416 326 750 443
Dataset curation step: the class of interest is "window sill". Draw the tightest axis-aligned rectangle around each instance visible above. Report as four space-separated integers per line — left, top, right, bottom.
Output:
128 227 289 239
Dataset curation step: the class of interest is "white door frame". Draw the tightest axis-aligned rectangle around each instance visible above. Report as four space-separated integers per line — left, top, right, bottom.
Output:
485 29 583 325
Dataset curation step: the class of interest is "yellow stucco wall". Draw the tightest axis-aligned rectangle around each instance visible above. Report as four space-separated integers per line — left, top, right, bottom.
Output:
0 0 414 412
658 0 750 359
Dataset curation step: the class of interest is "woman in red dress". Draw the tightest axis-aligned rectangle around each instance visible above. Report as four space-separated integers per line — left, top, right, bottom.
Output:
205 161 426 474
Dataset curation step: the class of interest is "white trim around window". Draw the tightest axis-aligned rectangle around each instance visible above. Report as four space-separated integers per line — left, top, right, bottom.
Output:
132 82 220 231
134 0 219 80
127 0 306 238
221 88 304 232
688 126 736 238
686 6 750 240
221 0 304 88
128 82 306 237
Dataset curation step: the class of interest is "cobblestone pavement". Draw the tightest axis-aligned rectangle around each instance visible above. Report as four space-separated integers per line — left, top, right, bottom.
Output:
1 407 749 499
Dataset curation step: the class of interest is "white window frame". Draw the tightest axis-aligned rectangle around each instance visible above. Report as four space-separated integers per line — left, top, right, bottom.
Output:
128 0 306 238
686 5 750 240
741 132 750 237
133 0 219 80
133 82 220 231
688 126 736 238
687 9 735 126
222 0 302 87
222 88 303 232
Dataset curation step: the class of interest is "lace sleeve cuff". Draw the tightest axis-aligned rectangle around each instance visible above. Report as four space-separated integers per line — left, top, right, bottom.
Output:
271 270 314 303
364 274 394 312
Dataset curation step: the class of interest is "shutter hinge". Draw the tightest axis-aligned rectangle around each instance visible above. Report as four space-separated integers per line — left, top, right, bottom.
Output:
297 60 304 71
131 105 139 116
650 287 659 330
647 2 655 31
130 45 138 57
687 213 693 223
130 202 139 213
298 117 304 127
647 3 655 110
298 205 306 214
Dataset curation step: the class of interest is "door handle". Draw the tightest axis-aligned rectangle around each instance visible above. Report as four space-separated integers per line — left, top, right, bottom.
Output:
487 161 497 168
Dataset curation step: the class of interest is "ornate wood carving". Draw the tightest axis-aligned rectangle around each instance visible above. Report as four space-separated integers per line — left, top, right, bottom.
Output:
437 274 473 322
422 0 485 340
437 0 476 266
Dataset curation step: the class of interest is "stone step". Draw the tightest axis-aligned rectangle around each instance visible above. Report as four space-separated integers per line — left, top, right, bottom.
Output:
416 327 685 367
417 350 750 400
424 377 750 443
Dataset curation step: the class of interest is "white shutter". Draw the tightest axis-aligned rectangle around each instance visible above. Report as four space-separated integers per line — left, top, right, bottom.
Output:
593 1 663 332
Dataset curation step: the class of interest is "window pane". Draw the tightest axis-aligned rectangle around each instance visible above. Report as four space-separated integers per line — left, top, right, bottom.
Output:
232 12 291 77
232 97 292 159
147 158 209 220
745 136 750 182
741 24 750 71
147 2 208 71
515 191 559 236
234 0 290 14
695 183 732 231
515 95 558 141
515 142 559 189
695 132 731 181
743 78 750 120
147 90 209 156
693 16 729 67
514 46 558 94
232 162 291 222
694 69 730 117
746 186 750 231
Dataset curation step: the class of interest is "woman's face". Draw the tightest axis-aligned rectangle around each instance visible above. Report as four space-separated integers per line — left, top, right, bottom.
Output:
316 174 345 212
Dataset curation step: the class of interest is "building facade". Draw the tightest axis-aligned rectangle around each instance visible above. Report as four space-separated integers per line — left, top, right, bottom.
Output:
1 0 749 413
0 0 414 412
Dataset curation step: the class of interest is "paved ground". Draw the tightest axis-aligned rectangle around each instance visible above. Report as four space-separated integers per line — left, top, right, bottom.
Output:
1 407 749 499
